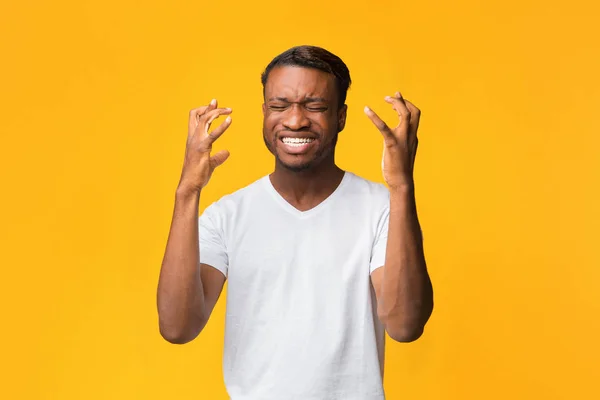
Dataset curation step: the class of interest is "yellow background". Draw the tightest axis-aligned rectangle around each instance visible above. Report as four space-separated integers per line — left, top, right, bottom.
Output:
1 0 599 399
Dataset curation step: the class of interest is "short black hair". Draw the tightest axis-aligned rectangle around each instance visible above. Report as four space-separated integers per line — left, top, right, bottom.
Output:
261 45 352 107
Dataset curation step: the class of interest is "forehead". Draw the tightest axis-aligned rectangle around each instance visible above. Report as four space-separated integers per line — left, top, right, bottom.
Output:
265 66 337 102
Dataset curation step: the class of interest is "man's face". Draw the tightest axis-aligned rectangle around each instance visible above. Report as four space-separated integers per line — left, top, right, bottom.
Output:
262 66 347 172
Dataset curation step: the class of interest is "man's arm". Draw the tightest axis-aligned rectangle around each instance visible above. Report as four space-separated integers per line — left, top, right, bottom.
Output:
371 185 433 342
156 99 232 344
157 188 226 344
365 91 433 342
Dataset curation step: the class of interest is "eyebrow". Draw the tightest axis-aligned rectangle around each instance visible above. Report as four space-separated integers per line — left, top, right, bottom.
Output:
267 97 328 103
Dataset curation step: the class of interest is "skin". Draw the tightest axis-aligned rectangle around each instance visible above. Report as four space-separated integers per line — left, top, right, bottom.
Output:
156 100 231 344
365 93 434 341
156 65 433 344
261 66 347 211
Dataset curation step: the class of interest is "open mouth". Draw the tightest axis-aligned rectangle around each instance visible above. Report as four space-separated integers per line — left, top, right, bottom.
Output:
281 137 316 146
279 137 317 154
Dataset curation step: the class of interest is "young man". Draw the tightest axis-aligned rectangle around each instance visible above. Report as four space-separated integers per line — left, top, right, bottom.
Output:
157 45 433 399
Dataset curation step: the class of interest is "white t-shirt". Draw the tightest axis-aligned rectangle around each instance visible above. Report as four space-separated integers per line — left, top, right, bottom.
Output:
199 171 390 400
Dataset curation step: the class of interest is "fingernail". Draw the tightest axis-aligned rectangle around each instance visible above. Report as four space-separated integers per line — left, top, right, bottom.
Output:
210 99 216 105
364 106 371 113
226 116 231 123
385 96 392 100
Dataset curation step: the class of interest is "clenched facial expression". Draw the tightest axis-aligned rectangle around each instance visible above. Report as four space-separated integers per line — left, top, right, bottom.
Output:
262 66 347 172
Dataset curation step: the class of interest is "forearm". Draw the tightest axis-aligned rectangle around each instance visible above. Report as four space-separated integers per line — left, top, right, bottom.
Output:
157 187 205 343
378 184 433 341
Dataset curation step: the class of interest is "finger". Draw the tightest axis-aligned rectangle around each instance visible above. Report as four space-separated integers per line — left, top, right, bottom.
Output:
364 106 395 140
204 107 232 125
403 99 421 135
403 99 421 122
384 93 410 125
205 116 232 143
196 107 233 136
201 99 219 125
188 105 210 134
209 149 230 170
205 98 217 115
188 99 217 134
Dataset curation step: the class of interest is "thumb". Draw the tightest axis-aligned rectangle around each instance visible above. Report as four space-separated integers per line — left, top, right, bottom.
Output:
209 149 230 170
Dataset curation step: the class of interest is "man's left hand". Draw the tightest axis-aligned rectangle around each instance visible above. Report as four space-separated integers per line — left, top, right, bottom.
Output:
364 92 421 190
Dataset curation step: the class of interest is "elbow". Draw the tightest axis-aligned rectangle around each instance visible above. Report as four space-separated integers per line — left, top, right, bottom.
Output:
160 332 192 345
157 302 206 345
386 325 424 343
159 326 193 345
158 320 201 345
378 308 431 343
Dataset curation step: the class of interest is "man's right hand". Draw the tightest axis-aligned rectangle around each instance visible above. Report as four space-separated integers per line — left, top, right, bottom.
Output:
178 99 233 193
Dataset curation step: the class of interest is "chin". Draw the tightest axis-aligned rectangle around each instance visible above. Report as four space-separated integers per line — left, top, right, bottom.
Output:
276 156 315 172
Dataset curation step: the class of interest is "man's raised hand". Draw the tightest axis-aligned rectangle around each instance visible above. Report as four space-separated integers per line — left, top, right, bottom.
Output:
178 99 233 193
364 91 421 190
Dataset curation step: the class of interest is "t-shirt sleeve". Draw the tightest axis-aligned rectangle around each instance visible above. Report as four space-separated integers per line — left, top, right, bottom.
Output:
370 204 390 274
198 203 229 277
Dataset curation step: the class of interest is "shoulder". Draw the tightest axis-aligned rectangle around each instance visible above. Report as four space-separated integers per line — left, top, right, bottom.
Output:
341 172 390 232
344 171 390 203
201 175 269 219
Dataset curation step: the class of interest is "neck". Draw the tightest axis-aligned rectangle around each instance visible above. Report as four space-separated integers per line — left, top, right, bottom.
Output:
269 158 345 208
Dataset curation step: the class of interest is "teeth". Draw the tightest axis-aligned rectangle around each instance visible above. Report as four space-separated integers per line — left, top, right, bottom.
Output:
282 138 315 146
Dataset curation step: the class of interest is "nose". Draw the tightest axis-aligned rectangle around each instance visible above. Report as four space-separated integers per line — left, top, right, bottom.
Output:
282 104 310 131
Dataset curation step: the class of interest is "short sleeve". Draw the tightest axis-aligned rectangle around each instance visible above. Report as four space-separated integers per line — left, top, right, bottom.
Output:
370 205 389 274
198 203 229 277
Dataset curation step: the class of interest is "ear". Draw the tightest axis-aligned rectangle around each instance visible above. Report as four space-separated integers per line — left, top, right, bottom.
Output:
337 104 347 132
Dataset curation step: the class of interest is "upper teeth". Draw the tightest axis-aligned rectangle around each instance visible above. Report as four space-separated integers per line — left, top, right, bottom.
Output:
282 138 314 144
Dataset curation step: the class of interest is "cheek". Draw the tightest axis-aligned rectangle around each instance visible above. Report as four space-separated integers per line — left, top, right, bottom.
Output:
264 114 280 130
322 115 339 134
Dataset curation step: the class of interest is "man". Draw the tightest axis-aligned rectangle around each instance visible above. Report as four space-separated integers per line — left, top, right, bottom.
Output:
157 45 433 399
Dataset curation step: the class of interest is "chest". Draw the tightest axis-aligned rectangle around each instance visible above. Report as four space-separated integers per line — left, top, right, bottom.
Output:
224 206 377 295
